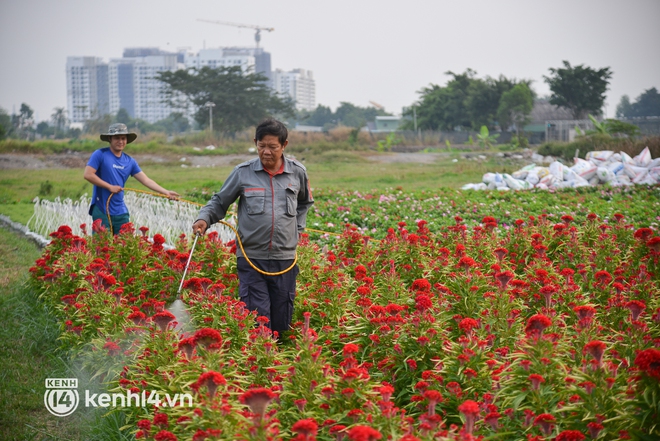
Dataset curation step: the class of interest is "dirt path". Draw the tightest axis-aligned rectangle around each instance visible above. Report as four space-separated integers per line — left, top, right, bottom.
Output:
0 152 453 169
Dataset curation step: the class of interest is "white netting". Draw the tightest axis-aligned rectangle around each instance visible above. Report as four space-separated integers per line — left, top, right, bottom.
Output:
27 192 235 245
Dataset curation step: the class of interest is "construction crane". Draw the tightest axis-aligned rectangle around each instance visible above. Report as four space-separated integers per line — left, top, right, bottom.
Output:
369 101 384 110
197 19 274 49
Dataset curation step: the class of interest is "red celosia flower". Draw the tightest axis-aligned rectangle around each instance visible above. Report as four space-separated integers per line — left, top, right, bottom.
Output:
414 294 433 312
485 411 500 430
574 305 596 320
194 371 226 399
458 318 479 335
153 412 168 427
103 341 122 356
633 227 653 241
137 419 151 432
178 337 196 359
423 390 442 416
584 341 606 368
555 430 586 441
594 270 612 285
634 348 660 381
495 270 514 290
587 422 604 438
525 314 552 338
347 425 382 441
193 328 223 348
458 256 477 269
533 413 556 436
458 400 480 434
411 278 432 292
128 311 147 326
343 343 360 357
528 373 545 390
647 236 660 252
378 385 394 402
152 311 176 331
239 387 277 418
626 300 646 321
154 431 177 441
291 418 318 438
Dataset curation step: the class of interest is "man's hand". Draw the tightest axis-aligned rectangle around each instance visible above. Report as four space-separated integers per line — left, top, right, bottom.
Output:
108 185 123 194
192 220 208 236
164 190 180 200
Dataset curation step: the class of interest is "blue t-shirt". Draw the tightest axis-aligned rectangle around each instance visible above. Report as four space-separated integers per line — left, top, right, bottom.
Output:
87 147 141 215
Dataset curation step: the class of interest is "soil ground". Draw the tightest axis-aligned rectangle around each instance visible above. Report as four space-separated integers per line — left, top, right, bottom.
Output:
0 149 530 169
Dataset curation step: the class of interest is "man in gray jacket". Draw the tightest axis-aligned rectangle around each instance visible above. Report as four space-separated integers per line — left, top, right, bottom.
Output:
192 119 314 339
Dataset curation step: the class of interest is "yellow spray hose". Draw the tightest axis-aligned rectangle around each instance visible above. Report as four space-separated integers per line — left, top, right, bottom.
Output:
104 187 347 277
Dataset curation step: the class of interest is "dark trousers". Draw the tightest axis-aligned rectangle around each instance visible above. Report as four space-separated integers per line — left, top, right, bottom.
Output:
237 257 299 336
91 204 130 236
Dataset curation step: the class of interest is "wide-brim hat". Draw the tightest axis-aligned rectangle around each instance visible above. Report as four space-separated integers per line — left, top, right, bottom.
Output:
100 123 138 143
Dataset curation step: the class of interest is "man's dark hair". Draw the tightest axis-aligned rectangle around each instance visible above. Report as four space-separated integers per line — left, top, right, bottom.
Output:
255 118 288 145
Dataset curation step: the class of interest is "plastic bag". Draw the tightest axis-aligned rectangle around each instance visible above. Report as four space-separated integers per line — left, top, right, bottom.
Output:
536 167 550 178
606 161 624 175
503 174 531 190
633 170 657 185
512 170 528 180
526 172 539 186
549 161 565 180
620 152 634 164
570 158 598 180
596 166 615 183
482 173 496 184
624 164 648 179
633 147 652 167
586 150 614 163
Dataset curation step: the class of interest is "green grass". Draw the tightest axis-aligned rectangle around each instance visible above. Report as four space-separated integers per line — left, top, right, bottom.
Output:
0 226 138 440
0 155 520 225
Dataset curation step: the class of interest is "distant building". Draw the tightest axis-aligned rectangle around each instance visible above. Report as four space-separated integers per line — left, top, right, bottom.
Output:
66 57 109 123
107 54 184 123
270 69 316 111
374 116 401 132
66 46 315 125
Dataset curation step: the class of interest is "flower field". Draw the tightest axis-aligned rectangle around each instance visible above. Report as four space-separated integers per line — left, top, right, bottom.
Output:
29 187 660 441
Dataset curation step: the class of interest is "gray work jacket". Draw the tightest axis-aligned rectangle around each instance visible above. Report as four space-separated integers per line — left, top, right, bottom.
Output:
196 157 314 260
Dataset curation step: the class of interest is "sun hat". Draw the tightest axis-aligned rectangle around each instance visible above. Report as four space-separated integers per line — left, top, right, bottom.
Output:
100 123 138 144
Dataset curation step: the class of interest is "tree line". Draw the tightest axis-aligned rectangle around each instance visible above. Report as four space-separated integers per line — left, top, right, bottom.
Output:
1 61 658 141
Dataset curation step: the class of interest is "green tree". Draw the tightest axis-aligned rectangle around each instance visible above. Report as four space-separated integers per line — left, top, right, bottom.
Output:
51 107 67 131
298 105 334 127
0 107 11 139
497 83 534 134
615 95 633 118
543 60 612 119
465 75 520 130
630 87 660 117
403 70 476 131
157 66 294 133
114 108 133 126
335 102 389 128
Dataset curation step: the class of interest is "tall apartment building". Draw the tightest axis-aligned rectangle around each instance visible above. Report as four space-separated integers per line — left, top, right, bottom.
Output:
108 54 181 122
66 57 109 123
184 47 271 80
270 68 316 111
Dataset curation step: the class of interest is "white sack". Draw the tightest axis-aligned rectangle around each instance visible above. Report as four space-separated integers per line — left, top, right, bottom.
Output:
483 173 496 184
624 164 649 179
596 166 616 183
570 158 598 180
633 147 652 167
607 161 624 175
586 150 615 163
526 172 539 186
620 152 634 164
549 161 566 180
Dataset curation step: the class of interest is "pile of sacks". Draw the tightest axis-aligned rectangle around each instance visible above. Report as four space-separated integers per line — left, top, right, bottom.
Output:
462 147 660 191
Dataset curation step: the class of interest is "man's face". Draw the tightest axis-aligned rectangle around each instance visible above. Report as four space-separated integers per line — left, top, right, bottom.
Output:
109 135 127 155
255 134 288 171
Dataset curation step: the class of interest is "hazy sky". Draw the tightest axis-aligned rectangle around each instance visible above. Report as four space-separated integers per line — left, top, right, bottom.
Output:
1 0 658 122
